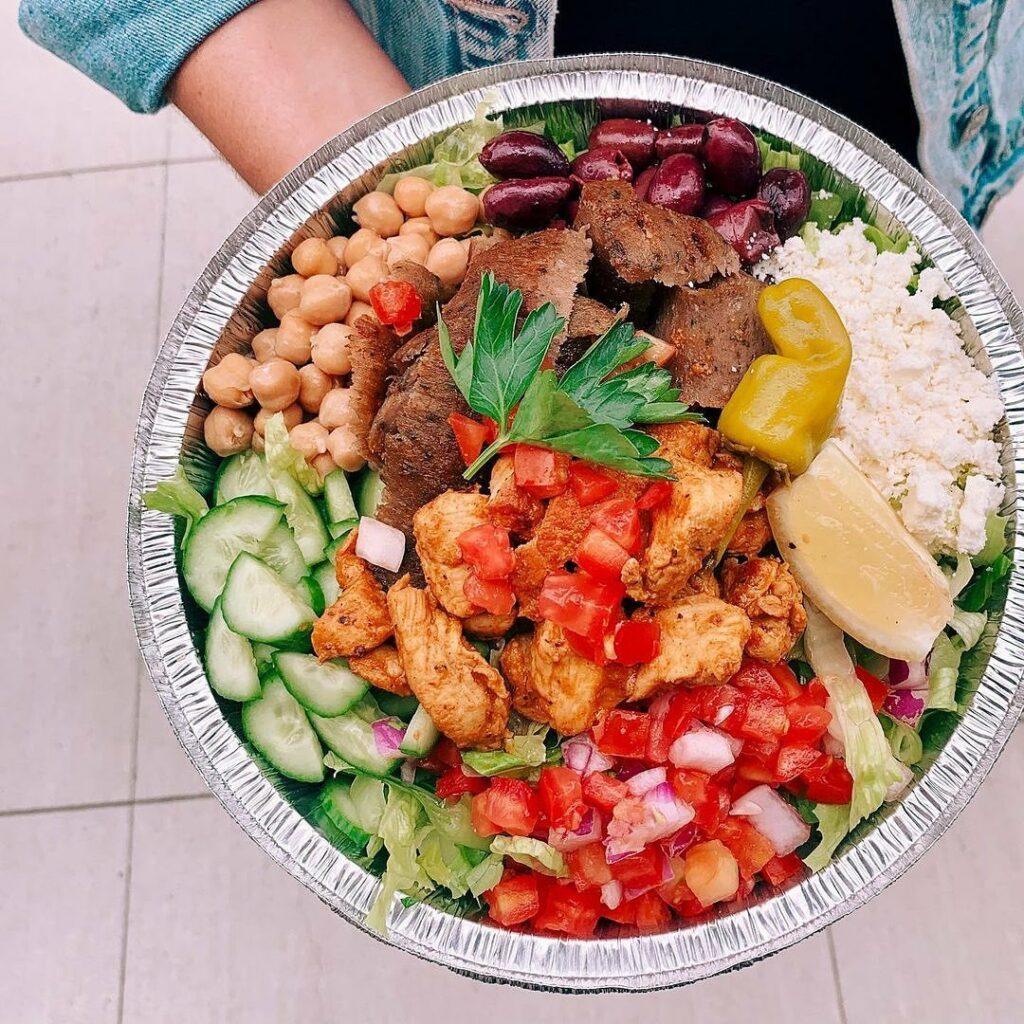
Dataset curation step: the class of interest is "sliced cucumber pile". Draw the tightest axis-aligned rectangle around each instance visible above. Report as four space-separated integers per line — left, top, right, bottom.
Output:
309 707 403 777
320 776 387 846
399 703 440 757
352 467 385 518
274 651 368 717
221 552 317 646
312 559 340 606
241 676 325 784
205 599 261 702
323 470 359 539
271 471 330 565
214 450 275 504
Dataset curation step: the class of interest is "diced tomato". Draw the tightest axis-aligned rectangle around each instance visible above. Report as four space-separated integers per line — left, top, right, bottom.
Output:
537 766 587 831
448 412 490 467
613 619 661 666
732 660 787 700
698 684 746 730
457 523 514 580
785 698 832 744
420 736 461 773
761 852 805 887
537 570 624 644
435 765 488 801
632 891 672 932
730 692 789 742
600 895 638 925
714 817 775 878
566 843 613 890
734 756 778 789
855 665 889 713
471 792 502 837
575 526 630 583
663 688 702 746
581 771 629 812
514 444 569 499
670 770 731 835
767 662 804 701
657 864 705 917
589 497 642 555
368 279 422 334
463 571 516 616
806 677 830 706
595 709 650 760
773 744 825 783
636 480 673 511
802 756 854 804
569 462 618 506
609 844 667 895
481 417 499 443
533 881 602 937
486 874 540 927
563 627 609 666
472 777 540 837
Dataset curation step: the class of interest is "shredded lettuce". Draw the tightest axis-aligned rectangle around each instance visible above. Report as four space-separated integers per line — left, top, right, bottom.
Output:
881 716 924 766
462 718 553 777
973 511 1010 567
804 802 852 871
366 788 431 933
490 836 567 877
948 607 987 650
847 638 890 680
142 465 209 547
862 224 910 255
958 553 1012 612
466 853 505 897
805 191 843 230
945 554 975 601
263 412 323 496
926 632 962 712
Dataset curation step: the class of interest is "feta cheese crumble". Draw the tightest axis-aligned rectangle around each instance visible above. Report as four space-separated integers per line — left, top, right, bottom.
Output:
757 220 1004 555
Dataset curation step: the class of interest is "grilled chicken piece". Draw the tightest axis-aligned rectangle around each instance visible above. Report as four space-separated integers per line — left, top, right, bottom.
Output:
464 611 517 639
726 502 773 559
632 596 751 700
312 547 393 660
348 643 411 696
487 454 544 539
624 422 742 606
387 576 510 750
501 622 632 736
721 556 807 663
413 490 490 617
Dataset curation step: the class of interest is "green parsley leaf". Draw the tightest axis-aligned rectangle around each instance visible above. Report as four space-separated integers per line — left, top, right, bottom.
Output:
437 305 473 403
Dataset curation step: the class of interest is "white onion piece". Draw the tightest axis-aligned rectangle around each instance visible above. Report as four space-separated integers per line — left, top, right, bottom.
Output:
600 880 624 910
355 515 406 572
712 704 735 726
668 726 737 774
561 735 613 775
626 767 667 796
729 784 810 855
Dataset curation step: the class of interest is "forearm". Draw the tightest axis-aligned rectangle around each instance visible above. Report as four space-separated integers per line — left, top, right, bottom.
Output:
169 0 410 192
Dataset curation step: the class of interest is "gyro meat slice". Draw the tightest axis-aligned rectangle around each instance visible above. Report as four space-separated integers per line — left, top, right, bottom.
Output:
312 545 394 660
387 576 510 750
348 642 411 696
721 556 807 663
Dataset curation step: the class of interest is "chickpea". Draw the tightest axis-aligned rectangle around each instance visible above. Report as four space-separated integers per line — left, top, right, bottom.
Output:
399 217 439 248
311 451 338 479
267 274 303 319
424 185 479 237
393 176 435 218
345 254 386 302
327 425 366 472
250 357 301 412
352 190 404 238
254 402 302 435
426 238 469 287
311 323 354 375
299 274 352 326
251 328 278 362
326 236 348 267
202 352 255 408
386 234 431 269
319 387 360 430
291 236 338 277
289 420 330 461
344 227 386 267
204 406 254 456
344 300 378 326
275 311 315 365
297 363 334 413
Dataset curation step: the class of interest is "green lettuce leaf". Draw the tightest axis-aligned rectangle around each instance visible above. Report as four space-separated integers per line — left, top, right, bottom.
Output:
973 511 1010 566
461 718 552 777
466 853 505 897
804 802 853 871
366 788 430 933
881 716 924 766
263 412 323 496
926 632 961 712
491 836 567 877
948 607 987 649
142 465 208 547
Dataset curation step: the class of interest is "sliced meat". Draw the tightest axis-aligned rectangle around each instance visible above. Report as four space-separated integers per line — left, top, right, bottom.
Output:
347 316 403 462
721 556 807 663
348 643 410 696
487 454 544 539
632 596 751 700
653 272 773 408
412 489 490 617
555 297 624 374
387 576 510 750
312 549 393 660
501 622 632 735
389 260 444 331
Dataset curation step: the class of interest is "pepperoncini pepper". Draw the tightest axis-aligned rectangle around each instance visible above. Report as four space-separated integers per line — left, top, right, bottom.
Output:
718 278 851 475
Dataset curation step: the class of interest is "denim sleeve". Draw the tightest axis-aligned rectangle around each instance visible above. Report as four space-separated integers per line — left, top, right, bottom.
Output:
18 0 260 113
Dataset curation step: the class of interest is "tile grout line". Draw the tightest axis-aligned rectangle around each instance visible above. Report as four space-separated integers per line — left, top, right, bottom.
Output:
826 928 851 1024
0 792 214 819
0 153 219 185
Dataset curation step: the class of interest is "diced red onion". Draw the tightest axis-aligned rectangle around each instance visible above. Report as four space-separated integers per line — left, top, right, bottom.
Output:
548 808 603 852
729 784 810 856
600 880 624 910
662 822 699 858
561 735 613 775
882 688 926 725
888 659 927 691
371 719 405 758
712 704 736 727
626 767 667 796
668 725 737 774
605 783 695 860
614 758 650 781
355 516 406 572
399 758 418 784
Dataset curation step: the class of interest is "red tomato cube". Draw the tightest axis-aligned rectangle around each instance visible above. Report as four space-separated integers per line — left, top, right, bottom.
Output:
785 698 832 744
595 709 650 759
612 619 661 665
448 412 490 467
773 744 825 783
474 778 540 837
566 843 613 890
537 571 624 644
589 497 642 554
435 765 488 801
761 852 805 887
463 572 516 616
457 523 514 580
368 279 422 333
636 480 673 510
802 756 854 804
537 766 587 831
569 462 619 506
533 880 602 937
486 874 541 927
855 665 889 713
514 445 569 499
609 844 667 895
575 526 630 583
581 771 629 812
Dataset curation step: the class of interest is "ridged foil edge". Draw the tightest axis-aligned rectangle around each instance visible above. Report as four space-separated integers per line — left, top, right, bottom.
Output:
127 55 1024 992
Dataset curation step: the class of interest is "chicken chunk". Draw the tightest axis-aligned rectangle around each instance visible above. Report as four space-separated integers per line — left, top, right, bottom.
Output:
348 643 411 696
487 454 544 539
387 576 510 749
413 490 490 618
632 595 751 700
500 621 632 736
721 556 807 663
312 549 393 660
625 422 742 605
464 611 517 639
726 504 773 559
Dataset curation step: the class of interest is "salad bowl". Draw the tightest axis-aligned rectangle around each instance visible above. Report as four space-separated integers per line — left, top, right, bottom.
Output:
128 54 1024 991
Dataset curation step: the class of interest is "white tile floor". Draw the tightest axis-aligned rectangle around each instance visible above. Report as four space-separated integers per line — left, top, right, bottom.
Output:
2 13 1023 1023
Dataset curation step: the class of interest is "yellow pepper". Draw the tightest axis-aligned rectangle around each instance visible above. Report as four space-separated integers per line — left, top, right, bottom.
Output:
718 278 851 475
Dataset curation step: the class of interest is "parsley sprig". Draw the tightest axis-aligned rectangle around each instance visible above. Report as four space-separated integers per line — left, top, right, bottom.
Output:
439 272 700 480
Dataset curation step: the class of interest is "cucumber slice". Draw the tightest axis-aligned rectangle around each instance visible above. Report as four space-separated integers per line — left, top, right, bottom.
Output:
258 522 306 585
312 560 340 606
323 471 359 539
221 552 316 645
320 776 386 847
309 709 401 776
182 496 284 611
273 651 368 717
213 451 274 504
270 471 330 565
241 676 324 783
399 703 440 756
352 467 385 518
252 643 278 680
375 692 420 721
300 574 326 615
205 599 261 702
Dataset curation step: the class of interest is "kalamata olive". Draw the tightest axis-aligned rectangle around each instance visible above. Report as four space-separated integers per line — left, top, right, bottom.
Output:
756 167 811 238
646 154 705 216
701 194 734 218
479 130 570 179
588 119 657 169
597 98 671 125
702 117 761 196
706 199 780 264
633 165 657 202
654 124 705 160
482 176 577 231
570 145 633 183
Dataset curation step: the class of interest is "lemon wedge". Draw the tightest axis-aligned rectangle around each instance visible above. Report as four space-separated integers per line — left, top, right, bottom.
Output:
767 440 952 661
